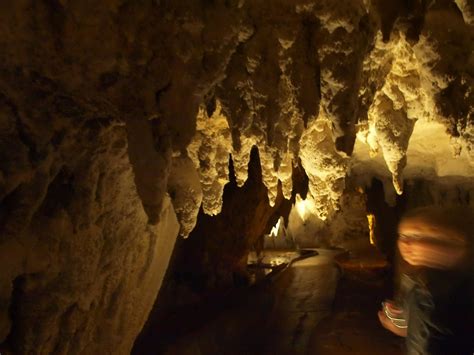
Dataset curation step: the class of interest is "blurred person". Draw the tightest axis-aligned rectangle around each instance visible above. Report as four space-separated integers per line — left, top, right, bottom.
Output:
378 205 474 355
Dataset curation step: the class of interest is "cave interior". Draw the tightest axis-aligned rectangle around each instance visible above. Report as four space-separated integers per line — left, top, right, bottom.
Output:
0 0 473 354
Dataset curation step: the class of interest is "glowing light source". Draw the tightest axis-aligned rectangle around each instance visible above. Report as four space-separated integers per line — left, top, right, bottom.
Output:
269 218 281 237
367 213 376 245
295 194 313 222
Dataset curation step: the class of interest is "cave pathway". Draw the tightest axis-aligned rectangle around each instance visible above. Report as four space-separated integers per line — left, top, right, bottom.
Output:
157 248 404 355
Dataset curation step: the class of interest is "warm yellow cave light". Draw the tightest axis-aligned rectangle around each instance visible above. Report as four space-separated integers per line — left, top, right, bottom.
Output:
295 194 313 222
269 218 281 238
367 213 376 245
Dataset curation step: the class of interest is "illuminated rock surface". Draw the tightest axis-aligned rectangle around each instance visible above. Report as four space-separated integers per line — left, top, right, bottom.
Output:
188 103 232 215
0 0 473 353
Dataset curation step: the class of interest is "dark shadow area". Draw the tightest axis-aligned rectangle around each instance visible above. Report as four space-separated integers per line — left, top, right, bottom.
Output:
365 177 408 263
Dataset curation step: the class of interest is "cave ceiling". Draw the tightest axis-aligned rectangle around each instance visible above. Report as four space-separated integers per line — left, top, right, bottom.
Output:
0 0 473 237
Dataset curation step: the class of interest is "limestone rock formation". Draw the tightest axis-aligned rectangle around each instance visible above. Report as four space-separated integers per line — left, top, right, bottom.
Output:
0 0 473 353
0 69 179 353
170 148 289 290
188 102 232 216
300 120 348 219
168 155 202 238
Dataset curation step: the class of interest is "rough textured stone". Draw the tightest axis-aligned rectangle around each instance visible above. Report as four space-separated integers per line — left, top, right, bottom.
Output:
187 102 232 216
168 155 202 238
0 0 473 352
300 120 348 220
0 70 179 353
172 148 287 289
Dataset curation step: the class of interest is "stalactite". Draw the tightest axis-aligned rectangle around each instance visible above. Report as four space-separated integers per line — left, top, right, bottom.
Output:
188 102 232 215
300 120 348 220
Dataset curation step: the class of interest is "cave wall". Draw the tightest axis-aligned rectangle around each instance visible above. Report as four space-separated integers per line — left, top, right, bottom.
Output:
0 71 179 353
0 0 473 353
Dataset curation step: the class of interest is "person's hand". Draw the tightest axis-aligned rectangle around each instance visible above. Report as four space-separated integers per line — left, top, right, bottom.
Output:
378 310 407 337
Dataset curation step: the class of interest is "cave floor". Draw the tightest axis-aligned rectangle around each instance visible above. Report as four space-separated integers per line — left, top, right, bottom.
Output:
259 247 404 355
263 249 343 354
307 248 404 355
141 247 404 355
